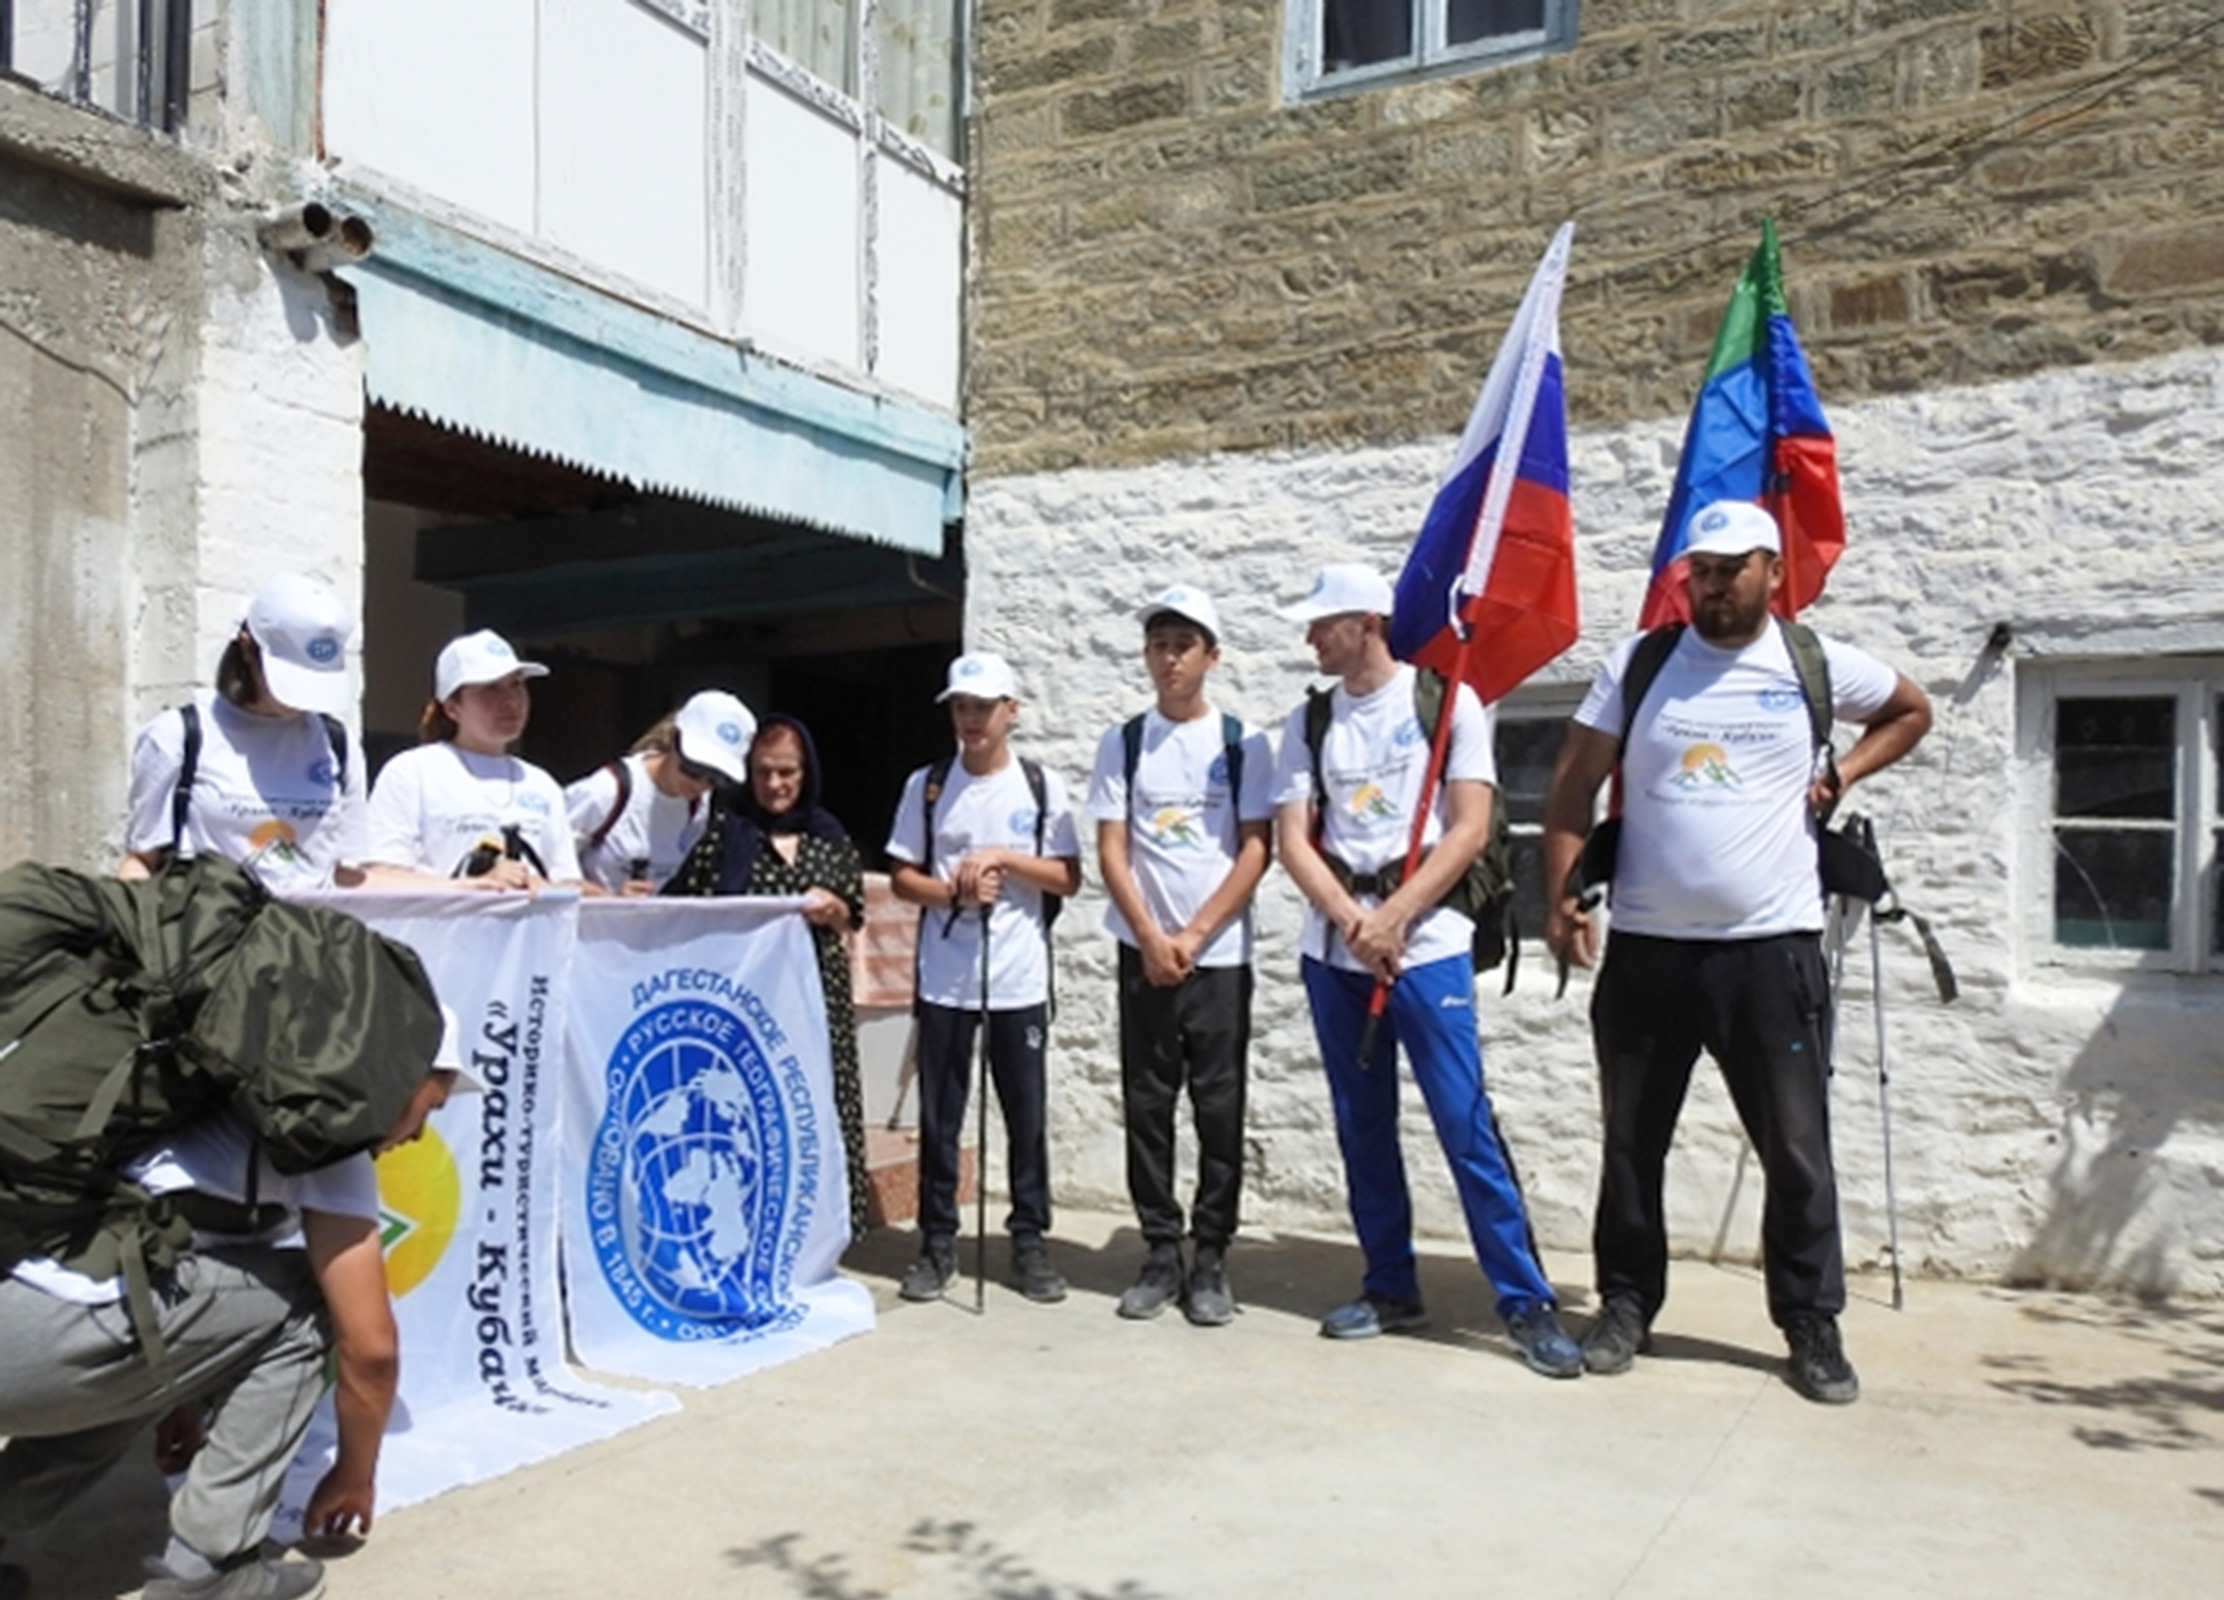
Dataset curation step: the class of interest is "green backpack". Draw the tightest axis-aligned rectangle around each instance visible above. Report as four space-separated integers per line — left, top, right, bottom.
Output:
1303 667 1520 987
0 854 443 1361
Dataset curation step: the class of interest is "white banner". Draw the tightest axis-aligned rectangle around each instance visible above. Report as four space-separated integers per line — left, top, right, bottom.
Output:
561 897 874 1386
275 892 676 1532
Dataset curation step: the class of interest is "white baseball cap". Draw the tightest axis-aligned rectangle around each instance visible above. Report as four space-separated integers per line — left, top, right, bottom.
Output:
1683 500 1782 559
672 690 755 785
243 574 354 717
1136 584 1223 645
935 651 1021 703
432 1003 484 1094
434 630 550 702
1278 563 1395 623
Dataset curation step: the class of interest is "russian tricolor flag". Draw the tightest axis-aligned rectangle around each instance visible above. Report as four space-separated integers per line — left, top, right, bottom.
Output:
1641 219 1844 627
1389 223 1578 705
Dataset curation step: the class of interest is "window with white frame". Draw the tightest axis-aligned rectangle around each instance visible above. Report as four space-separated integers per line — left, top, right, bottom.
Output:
1286 0 1577 99
748 0 961 157
2022 659 2223 972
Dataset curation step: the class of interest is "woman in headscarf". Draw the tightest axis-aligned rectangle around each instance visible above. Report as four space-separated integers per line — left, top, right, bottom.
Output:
668 715 871 1238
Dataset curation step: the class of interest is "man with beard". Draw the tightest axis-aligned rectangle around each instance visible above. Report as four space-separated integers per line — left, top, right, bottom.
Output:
1540 500 1931 1403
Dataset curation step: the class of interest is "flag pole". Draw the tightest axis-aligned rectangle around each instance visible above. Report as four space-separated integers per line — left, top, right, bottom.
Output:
1359 225 1573 1057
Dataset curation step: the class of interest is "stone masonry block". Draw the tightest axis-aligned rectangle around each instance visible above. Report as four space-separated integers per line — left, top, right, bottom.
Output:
1049 0 1132 27
1130 18 1205 69
987 34 1116 94
1830 273 1913 329
1418 124 1516 181
1200 53 1273 113
2100 225 2224 298
1522 105 1598 176
1252 145 1414 213
1823 51 1899 117
1061 78 1188 137
1981 13 2100 90
1671 136 1837 192
1974 137 2117 195
1582 0 1680 26
1578 38 1647 86
1776 5 1855 54
1857 0 1990 31
1660 24 1768 71
1724 74 1805 131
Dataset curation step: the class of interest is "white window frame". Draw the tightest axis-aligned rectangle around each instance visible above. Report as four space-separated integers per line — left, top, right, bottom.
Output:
2016 657 2223 976
1282 0 1578 102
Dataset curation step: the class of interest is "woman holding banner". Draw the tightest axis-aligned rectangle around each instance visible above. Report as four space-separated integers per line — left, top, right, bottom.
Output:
365 629 583 890
668 715 872 1237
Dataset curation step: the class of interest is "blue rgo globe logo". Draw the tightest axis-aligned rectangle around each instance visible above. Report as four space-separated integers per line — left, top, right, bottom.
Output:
587 999 797 1339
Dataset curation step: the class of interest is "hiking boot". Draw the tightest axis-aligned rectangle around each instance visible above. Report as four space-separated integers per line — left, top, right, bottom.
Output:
1117 1242 1183 1320
1010 1240 1067 1304
1505 1304 1584 1379
1580 1293 1652 1376
1182 1245 1234 1328
143 1554 325 1600
1785 1314 1861 1405
1319 1291 1427 1340
897 1242 956 1302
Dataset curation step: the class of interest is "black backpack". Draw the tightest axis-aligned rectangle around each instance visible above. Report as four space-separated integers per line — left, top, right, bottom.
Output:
0 854 443 1365
1303 667 1520 988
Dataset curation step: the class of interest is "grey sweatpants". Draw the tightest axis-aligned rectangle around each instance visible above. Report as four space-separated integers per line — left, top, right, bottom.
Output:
0 1244 330 1562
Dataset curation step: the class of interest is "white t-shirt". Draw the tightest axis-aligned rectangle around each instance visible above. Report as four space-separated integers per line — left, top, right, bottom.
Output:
1574 625 1901 938
366 742 583 883
565 754 706 892
1272 665 1497 975
885 754 1080 1010
1084 707 1276 968
9 1109 379 1305
125 693 369 894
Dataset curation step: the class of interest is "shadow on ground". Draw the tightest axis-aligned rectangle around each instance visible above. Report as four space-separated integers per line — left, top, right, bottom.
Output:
729 1521 1173 1600
1983 1290 2224 1470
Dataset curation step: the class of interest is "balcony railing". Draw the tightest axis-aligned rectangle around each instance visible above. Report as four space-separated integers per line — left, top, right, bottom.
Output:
0 0 194 133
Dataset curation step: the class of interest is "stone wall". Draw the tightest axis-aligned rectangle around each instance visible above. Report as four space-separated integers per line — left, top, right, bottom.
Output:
0 79 212 872
964 344 2224 1298
968 0 2224 475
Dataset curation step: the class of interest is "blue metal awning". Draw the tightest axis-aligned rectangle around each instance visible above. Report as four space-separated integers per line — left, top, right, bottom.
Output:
333 196 963 558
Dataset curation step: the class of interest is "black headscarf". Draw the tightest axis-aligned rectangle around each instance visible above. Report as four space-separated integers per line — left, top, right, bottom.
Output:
668 713 850 896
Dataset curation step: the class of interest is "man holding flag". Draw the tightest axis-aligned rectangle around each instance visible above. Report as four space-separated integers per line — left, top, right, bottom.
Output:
1272 562 1581 1378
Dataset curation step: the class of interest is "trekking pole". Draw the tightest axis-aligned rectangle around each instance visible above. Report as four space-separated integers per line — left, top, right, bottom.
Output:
1864 825 1905 1312
974 902 992 1315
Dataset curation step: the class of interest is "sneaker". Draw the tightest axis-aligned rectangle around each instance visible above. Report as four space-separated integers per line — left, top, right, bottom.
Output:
1182 1245 1234 1328
1504 1304 1584 1379
143 1554 326 1600
1319 1291 1427 1340
1010 1240 1067 1304
897 1243 956 1302
1785 1314 1861 1404
1580 1293 1652 1376
1117 1243 1183 1320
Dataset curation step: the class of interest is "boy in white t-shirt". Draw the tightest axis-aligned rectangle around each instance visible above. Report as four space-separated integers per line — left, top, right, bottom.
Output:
885 653 1081 1306
1084 587 1273 1326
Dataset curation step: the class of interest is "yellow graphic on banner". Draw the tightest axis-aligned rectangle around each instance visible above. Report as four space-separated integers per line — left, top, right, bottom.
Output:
375 1124 461 1299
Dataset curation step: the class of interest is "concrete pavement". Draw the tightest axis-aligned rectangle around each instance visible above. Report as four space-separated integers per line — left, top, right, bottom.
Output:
13 1209 2223 1599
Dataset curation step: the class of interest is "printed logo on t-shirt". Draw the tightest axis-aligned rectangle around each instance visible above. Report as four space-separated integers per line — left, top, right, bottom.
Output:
1393 717 1427 748
518 792 552 816
1346 782 1398 822
1207 752 1231 787
1672 743 1741 790
1007 806 1038 839
244 819 309 874
1758 687 1804 713
308 757 338 788
1141 805 1205 849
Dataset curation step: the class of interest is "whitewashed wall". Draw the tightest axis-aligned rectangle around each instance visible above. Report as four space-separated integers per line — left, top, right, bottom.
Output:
965 345 2224 1299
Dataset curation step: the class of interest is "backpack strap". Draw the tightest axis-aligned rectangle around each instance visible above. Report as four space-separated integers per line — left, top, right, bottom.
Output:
1021 758 1049 859
584 760 634 853
170 704 202 856
919 756 955 877
1221 711 1244 804
1614 624 1687 757
1120 714 1146 801
317 713 350 791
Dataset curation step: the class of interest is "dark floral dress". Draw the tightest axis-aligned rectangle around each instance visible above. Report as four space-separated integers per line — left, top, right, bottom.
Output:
672 827 871 1237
